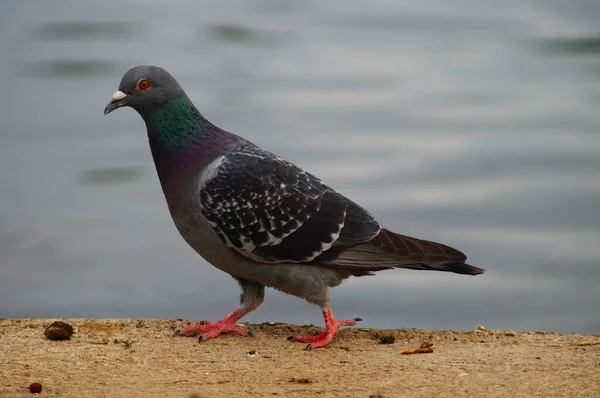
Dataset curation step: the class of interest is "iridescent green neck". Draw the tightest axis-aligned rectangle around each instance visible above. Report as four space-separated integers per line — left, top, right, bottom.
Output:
144 97 208 151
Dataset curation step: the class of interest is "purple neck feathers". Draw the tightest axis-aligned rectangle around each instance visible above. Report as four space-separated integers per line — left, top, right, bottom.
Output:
141 97 241 202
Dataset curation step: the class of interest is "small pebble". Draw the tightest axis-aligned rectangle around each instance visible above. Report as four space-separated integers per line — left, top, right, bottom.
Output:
23 383 42 394
44 321 73 341
379 335 396 345
289 377 311 384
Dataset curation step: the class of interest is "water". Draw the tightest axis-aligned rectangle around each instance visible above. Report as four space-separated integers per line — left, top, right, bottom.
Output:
1 0 599 333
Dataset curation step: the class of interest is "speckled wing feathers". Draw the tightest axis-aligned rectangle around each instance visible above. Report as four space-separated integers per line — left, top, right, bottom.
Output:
199 144 381 264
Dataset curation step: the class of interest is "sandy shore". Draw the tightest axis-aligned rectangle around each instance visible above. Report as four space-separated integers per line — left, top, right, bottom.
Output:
1 318 598 397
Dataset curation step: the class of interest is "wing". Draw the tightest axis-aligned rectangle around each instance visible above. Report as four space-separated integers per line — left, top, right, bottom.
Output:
198 144 381 264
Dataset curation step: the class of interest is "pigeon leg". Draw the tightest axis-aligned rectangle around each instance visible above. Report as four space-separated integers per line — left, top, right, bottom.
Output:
288 307 361 349
173 279 264 342
173 301 260 340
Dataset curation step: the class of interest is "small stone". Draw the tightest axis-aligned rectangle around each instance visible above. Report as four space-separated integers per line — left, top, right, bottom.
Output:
379 335 396 344
289 377 311 384
23 383 42 393
504 330 516 336
475 325 485 331
44 321 73 341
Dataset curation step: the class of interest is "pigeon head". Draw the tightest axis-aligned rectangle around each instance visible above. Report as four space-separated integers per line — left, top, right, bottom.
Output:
103 66 230 158
104 65 187 117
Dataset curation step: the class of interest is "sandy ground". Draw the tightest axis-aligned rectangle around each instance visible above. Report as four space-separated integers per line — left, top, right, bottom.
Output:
1 319 599 397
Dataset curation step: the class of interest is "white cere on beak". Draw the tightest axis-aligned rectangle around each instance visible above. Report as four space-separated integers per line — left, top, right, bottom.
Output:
111 91 126 101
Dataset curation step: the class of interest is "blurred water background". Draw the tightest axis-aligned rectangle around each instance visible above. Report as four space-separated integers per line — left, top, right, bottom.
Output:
1 0 599 333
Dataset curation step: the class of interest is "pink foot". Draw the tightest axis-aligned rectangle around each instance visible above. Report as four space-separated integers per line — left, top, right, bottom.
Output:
173 320 252 341
288 309 361 350
173 302 259 342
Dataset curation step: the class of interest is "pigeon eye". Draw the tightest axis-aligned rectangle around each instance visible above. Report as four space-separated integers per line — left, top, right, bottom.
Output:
137 78 151 91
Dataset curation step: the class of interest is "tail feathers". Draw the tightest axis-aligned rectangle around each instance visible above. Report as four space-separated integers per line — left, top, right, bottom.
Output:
422 262 486 276
321 227 485 276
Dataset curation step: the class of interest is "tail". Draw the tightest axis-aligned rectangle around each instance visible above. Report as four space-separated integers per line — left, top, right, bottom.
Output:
321 228 486 276
421 262 485 275
376 229 486 275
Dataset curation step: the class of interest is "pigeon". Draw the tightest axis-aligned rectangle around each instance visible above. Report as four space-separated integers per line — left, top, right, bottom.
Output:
104 65 485 349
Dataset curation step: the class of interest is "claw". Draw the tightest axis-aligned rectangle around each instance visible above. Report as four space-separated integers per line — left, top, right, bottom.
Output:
288 309 360 349
172 302 261 343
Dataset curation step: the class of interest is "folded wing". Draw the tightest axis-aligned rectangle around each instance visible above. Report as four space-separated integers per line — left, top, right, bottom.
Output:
199 143 484 276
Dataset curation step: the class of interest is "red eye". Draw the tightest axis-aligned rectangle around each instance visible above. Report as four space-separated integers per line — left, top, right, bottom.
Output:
137 78 151 91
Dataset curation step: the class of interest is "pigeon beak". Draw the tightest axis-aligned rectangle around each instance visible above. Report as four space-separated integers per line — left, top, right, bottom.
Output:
104 91 128 115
